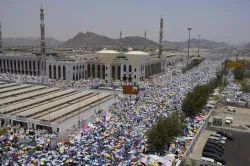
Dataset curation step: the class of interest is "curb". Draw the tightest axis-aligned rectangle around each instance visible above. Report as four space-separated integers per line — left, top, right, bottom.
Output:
209 126 250 133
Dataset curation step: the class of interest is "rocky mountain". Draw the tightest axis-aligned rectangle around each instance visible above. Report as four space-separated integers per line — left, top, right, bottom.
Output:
62 31 230 49
163 38 230 49
62 32 158 48
3 37 64 47
62 32 116 48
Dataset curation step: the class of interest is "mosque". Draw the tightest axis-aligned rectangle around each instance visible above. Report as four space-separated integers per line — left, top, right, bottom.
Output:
0 5 181 86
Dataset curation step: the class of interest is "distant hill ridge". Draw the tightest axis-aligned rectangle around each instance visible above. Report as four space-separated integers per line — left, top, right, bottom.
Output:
62 31 230 49
3 37 64 46
3 32 230 49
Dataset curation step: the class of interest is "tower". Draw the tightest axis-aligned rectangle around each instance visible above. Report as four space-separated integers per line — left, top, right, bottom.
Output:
40 3 46 76
0 22 3 53
119 30 122 52
158 15 164 57
144 30 147 51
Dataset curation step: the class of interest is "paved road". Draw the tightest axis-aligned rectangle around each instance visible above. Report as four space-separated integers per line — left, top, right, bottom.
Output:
222 130 250 166
189 130 214 160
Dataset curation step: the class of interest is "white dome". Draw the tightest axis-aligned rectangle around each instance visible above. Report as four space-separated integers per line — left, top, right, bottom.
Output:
128 47 133 52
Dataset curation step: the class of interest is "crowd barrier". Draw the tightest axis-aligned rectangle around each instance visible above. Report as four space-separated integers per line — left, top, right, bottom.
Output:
183 109 213 157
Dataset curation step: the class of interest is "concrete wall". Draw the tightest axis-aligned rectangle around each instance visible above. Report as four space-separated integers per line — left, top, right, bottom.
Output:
183 110 213 157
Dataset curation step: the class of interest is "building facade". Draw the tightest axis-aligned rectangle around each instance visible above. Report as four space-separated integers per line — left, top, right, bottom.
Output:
0 54 42 76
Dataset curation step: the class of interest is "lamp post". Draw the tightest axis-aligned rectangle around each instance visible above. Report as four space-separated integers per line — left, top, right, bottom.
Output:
187 28 192 67
198 35 201 57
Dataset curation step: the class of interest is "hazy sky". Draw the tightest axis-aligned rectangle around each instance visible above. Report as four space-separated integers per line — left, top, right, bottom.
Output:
1 0 250 44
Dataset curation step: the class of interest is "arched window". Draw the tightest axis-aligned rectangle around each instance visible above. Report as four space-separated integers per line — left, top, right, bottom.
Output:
38 61 40 75
98 65 100 78
82 65 84 69
102 65 105 79
112 65 115 79
73 73 75 80
63 66 66 80
117 65 121 80
33 61 36 75
73 66 75 70
58 65 61 79
49 65 52 78
123 65 126 72
129 65 132 72
87 64 90 78
29 61 32 75
76 65 78 70
21 60 24 74
10 60 13 73
53 65 56 79
92 64 95 78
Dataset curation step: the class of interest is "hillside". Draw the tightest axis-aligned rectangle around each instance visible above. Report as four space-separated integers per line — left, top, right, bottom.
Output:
3 37 64 47
164 38 230 49
62 31 158 49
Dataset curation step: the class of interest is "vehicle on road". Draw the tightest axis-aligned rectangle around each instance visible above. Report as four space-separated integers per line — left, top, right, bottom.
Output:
217 158 227 165
216 131 234 141
201 157 215 163
209 136 226 144
206 139 225 148
205 143 224 153
202 152 219 160
224 106 236 112
203 147 223 156
210 133 227 141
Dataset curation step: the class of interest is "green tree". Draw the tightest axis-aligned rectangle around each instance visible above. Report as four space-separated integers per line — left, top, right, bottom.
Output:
239 80 250 93
0 127 7 136
233 66 245 80
146 112 185 152
182 85 210 116
147 117 171 151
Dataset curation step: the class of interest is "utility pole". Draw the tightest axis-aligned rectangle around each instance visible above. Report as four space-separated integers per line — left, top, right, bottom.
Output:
198 35 201 57
187 28 192 67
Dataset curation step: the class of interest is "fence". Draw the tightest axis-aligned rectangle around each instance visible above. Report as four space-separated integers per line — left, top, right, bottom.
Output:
182 110 213 157
219 99 250 108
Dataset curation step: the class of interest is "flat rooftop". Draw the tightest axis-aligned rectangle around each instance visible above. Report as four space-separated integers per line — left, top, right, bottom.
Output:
0 82 113 131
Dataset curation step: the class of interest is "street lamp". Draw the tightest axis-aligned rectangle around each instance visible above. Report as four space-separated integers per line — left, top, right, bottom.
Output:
187 28 192 67
198 35 201 57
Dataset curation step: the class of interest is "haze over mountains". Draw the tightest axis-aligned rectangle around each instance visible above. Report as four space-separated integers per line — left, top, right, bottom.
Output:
3 37 64 47
3 32 231 49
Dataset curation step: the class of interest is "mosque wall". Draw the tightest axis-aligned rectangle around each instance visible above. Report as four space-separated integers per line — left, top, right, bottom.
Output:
0 55 165 82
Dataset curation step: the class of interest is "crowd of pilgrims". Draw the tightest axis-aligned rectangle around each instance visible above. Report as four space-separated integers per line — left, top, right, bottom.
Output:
0 50 231 165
